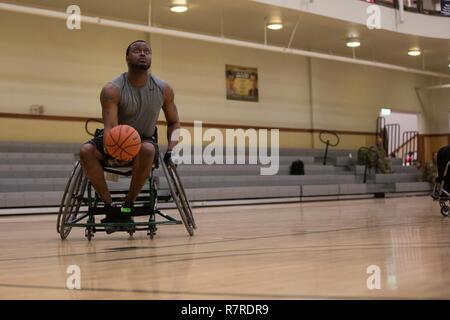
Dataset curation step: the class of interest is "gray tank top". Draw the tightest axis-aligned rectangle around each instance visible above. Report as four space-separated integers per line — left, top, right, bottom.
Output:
110 72 165 138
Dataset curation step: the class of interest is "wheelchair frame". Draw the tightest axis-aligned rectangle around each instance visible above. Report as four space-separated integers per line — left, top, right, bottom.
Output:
432 160 450 217
56 124 196 241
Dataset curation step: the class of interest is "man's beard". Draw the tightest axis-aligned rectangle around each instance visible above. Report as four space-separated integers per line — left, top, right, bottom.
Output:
129 62 150 71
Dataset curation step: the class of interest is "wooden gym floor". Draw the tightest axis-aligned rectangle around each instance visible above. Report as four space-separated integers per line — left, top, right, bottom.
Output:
0 196 449 299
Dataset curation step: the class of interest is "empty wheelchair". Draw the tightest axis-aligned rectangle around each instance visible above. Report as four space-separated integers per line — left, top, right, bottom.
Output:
56 120 196 240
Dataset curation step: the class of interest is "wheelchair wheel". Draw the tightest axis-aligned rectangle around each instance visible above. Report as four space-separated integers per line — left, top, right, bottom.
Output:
58 161 88 239
57 161 80 233
148 225 156 239
85 228 93 241
170 164 197 229
161 159 194 236
440 200 449 217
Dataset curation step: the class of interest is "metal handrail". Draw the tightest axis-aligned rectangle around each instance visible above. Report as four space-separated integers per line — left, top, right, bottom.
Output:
319 130 340 166
85 118 104 137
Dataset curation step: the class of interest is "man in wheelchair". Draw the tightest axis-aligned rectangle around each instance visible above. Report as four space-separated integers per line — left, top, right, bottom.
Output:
79 40 180 228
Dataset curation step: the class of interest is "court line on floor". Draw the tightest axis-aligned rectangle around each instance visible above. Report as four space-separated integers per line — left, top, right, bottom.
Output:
0 219 444 263
94 243 450 264
104 219 440 251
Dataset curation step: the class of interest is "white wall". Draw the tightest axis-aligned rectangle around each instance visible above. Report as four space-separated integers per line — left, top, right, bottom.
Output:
151 34 311 129
0 9 443 139
385 112 419 138
310 58 430 132
425 88 450 133
0 11 147 118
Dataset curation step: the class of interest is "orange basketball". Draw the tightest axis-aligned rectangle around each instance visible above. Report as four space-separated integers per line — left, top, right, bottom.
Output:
105 125 141 161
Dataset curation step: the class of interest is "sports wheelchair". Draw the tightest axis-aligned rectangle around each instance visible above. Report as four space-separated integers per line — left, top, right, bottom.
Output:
56 120 196 241
432 166 450 218
431 145 450 217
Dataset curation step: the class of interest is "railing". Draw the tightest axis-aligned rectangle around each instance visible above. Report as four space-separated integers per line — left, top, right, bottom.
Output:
376 117 385 141
401 131 419 165
84 118 159 141
391 131 417 161
377 117 401 157
362 0 449 17
385 123 401 157
319 131 340 165
85 118 103 137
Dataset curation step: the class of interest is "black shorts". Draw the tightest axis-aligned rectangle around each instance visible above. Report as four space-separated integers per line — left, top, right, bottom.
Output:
85 129 159 167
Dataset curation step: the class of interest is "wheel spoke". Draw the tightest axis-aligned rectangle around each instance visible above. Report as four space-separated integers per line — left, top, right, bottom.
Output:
59 162 86 239
160 155 194 236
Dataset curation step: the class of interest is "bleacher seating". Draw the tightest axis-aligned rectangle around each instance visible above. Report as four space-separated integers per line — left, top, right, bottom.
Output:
0 142 431 209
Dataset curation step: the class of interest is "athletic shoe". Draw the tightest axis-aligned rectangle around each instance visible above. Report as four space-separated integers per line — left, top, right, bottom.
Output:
100 203 120 234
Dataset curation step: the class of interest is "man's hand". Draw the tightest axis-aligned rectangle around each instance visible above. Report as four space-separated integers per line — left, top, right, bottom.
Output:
164 149 174 166
103 148 132 167
106 156 132 167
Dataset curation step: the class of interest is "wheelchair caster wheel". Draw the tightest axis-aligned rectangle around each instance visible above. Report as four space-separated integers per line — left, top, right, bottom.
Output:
441 206 449 217
85 229 94 241
148 227 156 239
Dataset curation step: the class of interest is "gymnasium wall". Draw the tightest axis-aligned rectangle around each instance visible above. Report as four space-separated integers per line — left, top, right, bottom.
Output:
419 87 450 161
421 135 449 163
421 88 450 134
0 10 441 151
310 58 431 133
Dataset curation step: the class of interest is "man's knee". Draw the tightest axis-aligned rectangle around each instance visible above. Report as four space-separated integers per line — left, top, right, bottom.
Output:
80 143 98 162
138 142 156 160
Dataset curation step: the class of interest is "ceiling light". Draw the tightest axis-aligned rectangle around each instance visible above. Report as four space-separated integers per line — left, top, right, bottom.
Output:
346 38 361 48
408 49 421 57
170 5 188 13
267 23 283 30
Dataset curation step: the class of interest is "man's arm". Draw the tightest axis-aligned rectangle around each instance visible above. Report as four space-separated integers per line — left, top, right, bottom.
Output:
100 83 120 151
162 83 181 151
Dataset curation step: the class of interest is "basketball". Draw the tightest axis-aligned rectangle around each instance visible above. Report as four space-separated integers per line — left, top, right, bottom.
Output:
105 125 141 161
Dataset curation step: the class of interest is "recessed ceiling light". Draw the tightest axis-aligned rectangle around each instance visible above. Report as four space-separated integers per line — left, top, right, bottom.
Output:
346 38 361 48
267 23 283 30
170 5 188 13
408 49 421 57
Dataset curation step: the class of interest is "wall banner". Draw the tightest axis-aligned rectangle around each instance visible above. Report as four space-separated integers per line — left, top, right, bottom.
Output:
225 65 259 102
